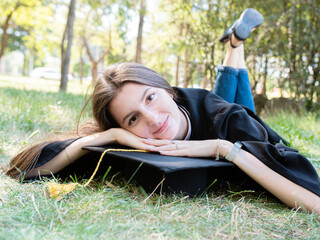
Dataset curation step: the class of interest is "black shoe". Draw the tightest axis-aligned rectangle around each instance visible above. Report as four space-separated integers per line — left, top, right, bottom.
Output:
233 8 264 41
219 20 238 43
218 8 264 44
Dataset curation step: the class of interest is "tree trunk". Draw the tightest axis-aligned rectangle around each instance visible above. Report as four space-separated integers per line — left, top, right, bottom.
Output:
251 53 258 91
183 48 189 88
0 10 16 61
209 43 215 91
175 56 180 86
60 0 76 92
287 4 298 99
22 50 28 76
83 35 112 84
135 0 145 63
201 64 208 89
91 62 98 84
182 23 190 88
174 23 183 87
261 56 268 95
79 45 84 84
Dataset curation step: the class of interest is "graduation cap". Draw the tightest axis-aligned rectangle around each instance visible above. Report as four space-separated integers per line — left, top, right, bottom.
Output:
78 145 247 196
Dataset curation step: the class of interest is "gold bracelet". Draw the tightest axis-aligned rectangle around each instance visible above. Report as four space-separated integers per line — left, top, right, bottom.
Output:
215 138 220 160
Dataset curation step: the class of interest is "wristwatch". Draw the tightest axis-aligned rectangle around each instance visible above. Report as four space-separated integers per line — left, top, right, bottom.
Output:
225 141 242 162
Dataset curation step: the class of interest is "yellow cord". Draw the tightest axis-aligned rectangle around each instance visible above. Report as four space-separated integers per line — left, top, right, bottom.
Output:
45 148 148 199
83 148 148 187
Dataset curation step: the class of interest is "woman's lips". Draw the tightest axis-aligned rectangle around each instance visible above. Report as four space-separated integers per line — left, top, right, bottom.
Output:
153 116 169 135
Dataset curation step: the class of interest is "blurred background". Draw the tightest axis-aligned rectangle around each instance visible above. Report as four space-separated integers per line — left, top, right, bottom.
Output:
0 0 319 110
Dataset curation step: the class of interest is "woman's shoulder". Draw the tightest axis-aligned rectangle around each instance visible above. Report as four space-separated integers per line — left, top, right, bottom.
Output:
173 86 211 95
173 87 225 103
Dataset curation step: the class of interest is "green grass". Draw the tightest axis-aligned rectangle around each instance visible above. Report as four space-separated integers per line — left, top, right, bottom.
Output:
260 110 320 171
0 75 92 159
1 75 320 239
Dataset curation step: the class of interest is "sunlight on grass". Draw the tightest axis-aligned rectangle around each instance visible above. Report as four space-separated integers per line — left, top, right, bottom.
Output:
0 74 91 95
1 173 320 239
261 110 320 161
0 76 92 159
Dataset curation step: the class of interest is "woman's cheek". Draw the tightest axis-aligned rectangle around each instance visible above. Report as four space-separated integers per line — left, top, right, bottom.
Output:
171 121 180 139
134 126 152 139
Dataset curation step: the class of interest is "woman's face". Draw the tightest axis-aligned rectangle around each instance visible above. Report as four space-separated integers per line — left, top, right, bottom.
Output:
109 83 187 140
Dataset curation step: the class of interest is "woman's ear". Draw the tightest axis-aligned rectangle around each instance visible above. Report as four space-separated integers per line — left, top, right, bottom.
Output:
167 91 174 99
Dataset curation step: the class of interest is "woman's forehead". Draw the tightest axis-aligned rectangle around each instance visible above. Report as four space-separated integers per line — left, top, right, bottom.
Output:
108 83 150 123
118 82 151 95
110 83 151 110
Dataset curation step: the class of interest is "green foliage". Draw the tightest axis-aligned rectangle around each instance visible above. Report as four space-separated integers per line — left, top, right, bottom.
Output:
1 0 319 103
6 27 28 53
73 62 91 77
0 0 55 64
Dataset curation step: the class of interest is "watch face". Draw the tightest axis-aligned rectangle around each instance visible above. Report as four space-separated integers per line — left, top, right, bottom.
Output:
235 141 243 149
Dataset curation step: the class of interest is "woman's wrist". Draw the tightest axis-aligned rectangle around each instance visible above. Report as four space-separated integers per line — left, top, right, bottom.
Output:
67 129 116 160
224 142 242 162
219 140 234 158
78 129 116 147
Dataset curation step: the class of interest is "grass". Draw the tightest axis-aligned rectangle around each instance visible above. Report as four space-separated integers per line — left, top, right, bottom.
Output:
1 75 320 239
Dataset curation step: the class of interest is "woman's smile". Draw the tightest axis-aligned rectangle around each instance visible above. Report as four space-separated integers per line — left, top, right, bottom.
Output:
153 116 169 135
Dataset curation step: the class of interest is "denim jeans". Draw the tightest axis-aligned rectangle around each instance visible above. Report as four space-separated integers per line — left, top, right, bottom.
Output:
213 66 255 112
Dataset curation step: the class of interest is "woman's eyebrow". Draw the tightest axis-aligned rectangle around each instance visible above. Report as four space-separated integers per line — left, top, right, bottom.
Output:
122 87 152 124
140 87 151 101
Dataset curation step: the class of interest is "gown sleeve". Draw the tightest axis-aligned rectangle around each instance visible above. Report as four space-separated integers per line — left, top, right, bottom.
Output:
34 138 78 168
208 96 320 197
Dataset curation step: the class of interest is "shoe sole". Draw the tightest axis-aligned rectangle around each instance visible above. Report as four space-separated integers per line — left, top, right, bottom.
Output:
234 8 264 41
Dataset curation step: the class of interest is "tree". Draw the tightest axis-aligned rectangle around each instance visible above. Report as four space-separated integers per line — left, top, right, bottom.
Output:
83 32 112 84
60 0 76 92
74 0 135 83
171 0 226 89
0 0 58 75
135 0 146 63
272 0 320 108
0 5 18 60
0 0 42 61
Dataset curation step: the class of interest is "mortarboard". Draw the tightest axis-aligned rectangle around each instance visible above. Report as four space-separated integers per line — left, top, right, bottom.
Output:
81 145 248 196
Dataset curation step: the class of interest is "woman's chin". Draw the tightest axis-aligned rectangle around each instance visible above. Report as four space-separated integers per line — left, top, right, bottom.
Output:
154 130 177 140
171 130 181 140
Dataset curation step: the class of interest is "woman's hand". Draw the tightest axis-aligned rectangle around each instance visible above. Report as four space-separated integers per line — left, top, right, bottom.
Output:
109 128 152 150
76 128 151 152
142 139 232 158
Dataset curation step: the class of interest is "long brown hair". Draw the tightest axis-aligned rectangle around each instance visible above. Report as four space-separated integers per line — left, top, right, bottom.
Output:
5 62 175 179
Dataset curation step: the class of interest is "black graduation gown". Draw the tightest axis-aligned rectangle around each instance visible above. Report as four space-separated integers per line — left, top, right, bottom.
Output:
34 87 320 196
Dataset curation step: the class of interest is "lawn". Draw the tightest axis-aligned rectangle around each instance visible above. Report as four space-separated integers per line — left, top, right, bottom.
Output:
1 75 320 239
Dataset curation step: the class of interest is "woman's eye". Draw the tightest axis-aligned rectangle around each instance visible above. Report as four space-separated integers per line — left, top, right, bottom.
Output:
146 94 154 103
129 115 137 125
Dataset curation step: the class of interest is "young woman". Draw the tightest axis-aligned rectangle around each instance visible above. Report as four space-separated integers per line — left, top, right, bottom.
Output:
5 9 320 214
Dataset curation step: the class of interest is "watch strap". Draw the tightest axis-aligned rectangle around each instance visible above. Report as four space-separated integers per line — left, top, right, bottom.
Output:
225 141 242 162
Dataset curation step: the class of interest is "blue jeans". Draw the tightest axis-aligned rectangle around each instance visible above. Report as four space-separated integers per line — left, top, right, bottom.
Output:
213 66 255 112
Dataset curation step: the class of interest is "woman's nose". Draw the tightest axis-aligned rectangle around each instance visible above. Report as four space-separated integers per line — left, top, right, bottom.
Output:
144 110 159 126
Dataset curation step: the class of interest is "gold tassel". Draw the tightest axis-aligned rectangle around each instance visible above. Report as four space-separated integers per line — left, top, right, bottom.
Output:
45 149 147 200
45 181 79 200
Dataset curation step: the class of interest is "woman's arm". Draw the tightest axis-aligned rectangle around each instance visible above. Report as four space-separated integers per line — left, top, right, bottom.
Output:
232 144 320 214
144 139 320 214
26 128 151 178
